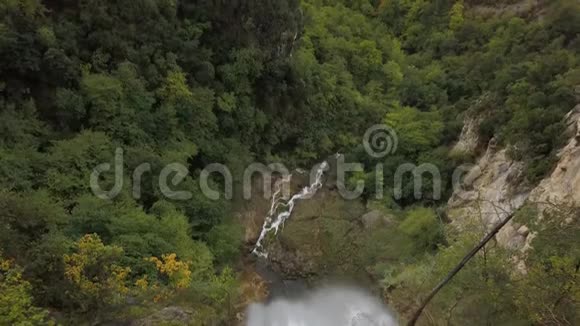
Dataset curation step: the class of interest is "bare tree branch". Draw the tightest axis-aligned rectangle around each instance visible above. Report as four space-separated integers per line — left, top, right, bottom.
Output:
407 210 516 326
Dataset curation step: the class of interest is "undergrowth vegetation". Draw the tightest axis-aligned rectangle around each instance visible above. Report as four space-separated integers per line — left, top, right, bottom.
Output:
0 0 578 324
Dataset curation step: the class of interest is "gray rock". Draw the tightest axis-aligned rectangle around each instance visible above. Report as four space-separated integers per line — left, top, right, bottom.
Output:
497 224 526 251
517 225 530 237
361 210 394 229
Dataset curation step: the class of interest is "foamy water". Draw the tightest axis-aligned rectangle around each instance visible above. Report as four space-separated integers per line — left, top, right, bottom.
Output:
246 286 398 326
252 161 328 258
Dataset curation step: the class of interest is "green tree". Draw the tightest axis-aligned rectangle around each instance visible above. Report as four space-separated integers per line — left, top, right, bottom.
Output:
398 207 444 253
385 106 444 155
0 190 66 259
0 255 53 326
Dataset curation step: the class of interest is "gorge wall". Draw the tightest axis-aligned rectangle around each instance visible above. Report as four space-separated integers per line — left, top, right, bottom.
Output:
448 101 580 262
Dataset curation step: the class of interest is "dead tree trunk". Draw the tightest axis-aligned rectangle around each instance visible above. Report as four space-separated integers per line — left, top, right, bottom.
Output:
407 212 515 326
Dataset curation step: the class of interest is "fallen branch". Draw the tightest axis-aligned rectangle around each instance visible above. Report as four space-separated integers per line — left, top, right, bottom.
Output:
407 211 516 326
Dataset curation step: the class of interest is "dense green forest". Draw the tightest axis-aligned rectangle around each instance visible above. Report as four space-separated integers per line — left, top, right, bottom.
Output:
1 0 579 325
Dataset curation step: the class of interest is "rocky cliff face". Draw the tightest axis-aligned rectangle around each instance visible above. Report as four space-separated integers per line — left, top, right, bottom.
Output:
448 104 580 255
238 103 580 281
450 114 483 156
528 106 580 206
448 144 530 250
236 158 393 281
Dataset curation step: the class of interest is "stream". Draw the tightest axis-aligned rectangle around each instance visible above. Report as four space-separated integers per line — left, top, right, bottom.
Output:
245 159 398 325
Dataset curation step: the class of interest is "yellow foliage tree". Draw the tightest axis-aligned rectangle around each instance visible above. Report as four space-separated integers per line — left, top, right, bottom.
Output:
148 253 192 289
135 253 194 303
63 234 130 312
0 254 53 325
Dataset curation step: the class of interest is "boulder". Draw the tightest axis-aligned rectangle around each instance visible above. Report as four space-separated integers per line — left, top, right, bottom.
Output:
360 210 395 229
517 225 530 237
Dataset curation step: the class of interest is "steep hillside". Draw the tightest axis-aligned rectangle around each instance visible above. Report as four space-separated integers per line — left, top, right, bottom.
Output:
0 0 578 325
448 100 580 260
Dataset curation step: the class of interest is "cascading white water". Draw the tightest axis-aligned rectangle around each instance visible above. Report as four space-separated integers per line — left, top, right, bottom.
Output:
246 286 398 326
248 160 400 325
252 161 329 258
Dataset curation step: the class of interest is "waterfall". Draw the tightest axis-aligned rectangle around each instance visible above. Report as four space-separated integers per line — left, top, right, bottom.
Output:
246 286 398 326
252 161 329 258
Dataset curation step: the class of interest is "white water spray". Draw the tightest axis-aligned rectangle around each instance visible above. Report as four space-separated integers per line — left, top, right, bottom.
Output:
246 286 398 326
252 161 329 258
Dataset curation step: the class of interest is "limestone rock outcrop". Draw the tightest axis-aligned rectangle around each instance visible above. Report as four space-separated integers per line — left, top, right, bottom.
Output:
448 104 580 252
